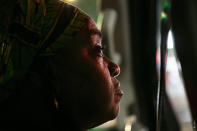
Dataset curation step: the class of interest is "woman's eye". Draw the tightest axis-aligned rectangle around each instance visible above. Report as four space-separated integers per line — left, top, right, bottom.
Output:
93 45 104 57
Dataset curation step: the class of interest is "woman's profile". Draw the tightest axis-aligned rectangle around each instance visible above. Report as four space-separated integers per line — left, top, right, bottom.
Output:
0 0 123 130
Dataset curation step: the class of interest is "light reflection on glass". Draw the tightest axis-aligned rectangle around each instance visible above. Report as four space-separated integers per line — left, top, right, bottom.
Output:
167 30 174 49
166 30 193 131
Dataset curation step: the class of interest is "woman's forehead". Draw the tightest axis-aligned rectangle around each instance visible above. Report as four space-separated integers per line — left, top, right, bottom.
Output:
87 18 98 30
86 18 102 40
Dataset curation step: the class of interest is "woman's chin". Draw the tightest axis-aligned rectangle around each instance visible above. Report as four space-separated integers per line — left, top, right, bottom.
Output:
106 104 120 121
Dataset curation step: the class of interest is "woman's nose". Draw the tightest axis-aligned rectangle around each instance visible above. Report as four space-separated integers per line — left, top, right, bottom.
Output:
108 61 120 77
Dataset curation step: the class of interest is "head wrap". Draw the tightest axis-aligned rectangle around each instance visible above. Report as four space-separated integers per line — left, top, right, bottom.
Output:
0 0 89 95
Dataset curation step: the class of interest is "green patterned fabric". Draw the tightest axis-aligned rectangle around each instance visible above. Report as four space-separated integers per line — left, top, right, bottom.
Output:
0 0 88 90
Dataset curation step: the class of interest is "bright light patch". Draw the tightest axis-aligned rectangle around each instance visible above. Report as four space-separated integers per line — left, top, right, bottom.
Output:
161 12 167 19
125 124 131 131
167 30 174 49
97 12 104 30
62 0 76 3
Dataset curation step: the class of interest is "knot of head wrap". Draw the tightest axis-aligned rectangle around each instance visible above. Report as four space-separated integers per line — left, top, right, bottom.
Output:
0 0 88 86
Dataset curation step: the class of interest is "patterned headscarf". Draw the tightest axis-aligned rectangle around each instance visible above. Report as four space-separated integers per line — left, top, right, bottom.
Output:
0 0 89 92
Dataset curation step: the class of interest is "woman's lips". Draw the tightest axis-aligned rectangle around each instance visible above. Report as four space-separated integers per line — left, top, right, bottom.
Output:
114 89 124 103
113 79 124 101
115 82 124 97
115 89 124 97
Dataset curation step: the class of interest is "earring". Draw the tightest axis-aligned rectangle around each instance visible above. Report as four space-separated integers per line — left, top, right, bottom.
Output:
54 98 59 109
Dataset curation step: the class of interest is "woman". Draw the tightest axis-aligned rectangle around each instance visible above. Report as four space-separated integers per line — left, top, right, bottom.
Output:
0 0 123 130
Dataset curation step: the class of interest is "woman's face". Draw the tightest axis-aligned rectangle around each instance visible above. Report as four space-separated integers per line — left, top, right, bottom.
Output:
54 17 123 129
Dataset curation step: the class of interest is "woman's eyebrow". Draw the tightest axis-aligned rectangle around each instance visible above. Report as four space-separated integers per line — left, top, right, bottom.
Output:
89 29 102 38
